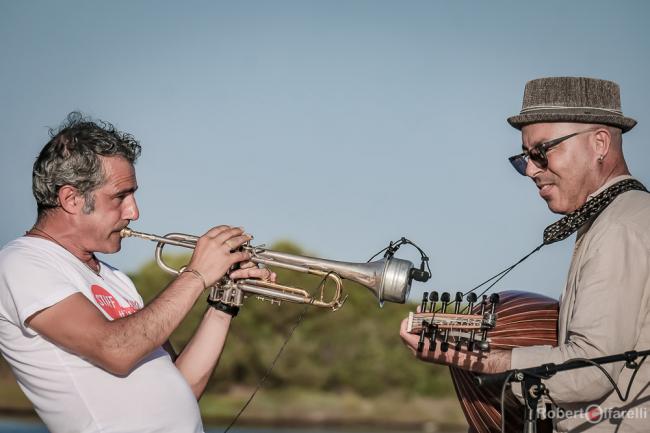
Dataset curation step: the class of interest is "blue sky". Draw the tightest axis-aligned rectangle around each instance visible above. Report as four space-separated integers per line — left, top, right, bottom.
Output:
1 1 649 303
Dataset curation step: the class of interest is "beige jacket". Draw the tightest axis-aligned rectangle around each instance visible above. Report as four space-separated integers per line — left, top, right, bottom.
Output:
511 175 650 433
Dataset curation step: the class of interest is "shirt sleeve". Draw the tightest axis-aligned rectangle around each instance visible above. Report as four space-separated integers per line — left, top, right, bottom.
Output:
510 222 650 403
0 249 81 336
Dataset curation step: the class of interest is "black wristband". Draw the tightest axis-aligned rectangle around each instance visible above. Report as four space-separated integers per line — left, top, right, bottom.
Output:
207 299 240 317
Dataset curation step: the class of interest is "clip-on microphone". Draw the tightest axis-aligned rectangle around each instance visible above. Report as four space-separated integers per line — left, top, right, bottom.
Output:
381 238 431 284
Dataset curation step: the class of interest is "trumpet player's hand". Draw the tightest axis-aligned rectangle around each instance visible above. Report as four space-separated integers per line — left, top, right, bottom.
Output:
230 260 277 282
187 226 252 287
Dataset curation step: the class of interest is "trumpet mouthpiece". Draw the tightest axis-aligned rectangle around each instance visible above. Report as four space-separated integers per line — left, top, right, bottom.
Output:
120 228 133 238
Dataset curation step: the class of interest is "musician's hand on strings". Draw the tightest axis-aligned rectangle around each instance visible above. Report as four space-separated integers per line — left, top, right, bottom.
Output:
399 317 512 374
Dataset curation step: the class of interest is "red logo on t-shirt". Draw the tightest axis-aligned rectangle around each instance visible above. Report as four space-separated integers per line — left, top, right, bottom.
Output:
91 285 139 319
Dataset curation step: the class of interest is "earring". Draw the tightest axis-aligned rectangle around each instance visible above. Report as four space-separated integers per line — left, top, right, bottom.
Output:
598 155 604 163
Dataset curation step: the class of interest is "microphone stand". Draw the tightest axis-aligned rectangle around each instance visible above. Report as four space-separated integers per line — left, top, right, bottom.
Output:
474 349 650 433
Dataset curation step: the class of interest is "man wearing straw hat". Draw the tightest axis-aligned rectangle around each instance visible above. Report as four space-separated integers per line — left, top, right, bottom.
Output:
401 77 650 432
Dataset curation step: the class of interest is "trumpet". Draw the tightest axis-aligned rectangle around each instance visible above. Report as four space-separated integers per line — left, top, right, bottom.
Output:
120 227 425 310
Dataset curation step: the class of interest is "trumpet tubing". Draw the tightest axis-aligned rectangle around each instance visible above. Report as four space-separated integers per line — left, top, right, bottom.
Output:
120 227 417 310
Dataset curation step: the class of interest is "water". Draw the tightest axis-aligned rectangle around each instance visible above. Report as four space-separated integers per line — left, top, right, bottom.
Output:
0 419 424 433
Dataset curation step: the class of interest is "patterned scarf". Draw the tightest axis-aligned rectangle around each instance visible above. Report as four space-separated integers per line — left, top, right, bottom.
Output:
543 178 647 245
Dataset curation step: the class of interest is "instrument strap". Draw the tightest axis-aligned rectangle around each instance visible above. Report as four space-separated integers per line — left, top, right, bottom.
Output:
543 178 648 245
463 178 647 298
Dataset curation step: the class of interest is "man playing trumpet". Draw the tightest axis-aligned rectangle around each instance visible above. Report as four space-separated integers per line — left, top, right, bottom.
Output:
0 112 274 433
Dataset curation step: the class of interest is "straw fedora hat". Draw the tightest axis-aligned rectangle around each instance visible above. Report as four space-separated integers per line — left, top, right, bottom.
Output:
507 77 636 133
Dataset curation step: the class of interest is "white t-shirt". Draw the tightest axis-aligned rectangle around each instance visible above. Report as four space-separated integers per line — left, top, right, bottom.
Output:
0 237 204 433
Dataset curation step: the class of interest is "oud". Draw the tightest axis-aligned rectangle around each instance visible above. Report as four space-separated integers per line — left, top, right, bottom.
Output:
407 290 558 433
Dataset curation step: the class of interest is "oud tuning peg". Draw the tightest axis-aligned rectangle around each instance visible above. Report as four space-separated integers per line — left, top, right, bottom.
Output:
450 292 464 352
454 291 463 314
428 291 438 312
477 295 490 351
441 292 465 353
466 293 478 350
440 292 451 311
439 292 451 351
427 323 438 351
417 320 429 353
476 340 490 352
478 294 500 347
420 292 429 312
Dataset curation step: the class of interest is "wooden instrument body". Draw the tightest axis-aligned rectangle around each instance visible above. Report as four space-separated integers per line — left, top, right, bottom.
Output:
449 290 559 433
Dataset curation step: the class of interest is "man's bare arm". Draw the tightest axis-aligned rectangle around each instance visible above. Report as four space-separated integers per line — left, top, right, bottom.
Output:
174 265 275 399
28 226 251 376
29 272 207 376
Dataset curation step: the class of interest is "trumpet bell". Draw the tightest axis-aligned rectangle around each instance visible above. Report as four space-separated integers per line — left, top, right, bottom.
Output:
245 248 413 304
372 257 414 304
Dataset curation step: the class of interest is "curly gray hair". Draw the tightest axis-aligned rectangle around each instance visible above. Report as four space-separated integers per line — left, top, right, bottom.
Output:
33 112 141 218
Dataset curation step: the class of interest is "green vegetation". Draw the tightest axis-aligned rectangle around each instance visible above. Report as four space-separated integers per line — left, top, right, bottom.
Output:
0 241 464 430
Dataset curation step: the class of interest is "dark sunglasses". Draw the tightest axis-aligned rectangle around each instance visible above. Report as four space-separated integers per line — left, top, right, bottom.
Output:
508 128 597 176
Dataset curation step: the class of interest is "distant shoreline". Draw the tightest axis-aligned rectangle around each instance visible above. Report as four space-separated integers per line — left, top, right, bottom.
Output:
2 372 467 433
0 408 35 418
1 406 468 433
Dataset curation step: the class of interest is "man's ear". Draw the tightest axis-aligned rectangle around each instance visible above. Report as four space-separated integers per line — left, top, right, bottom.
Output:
58 185 83 214
593 127 612 159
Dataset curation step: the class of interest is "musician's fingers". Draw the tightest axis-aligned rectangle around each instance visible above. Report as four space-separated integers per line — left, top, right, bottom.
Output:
230 266 273 281
399 318 419 355
400 318 454 364
221 233 251 251
203 225 232 238
399 317 410 339
238 261 257 269
228 250 252 266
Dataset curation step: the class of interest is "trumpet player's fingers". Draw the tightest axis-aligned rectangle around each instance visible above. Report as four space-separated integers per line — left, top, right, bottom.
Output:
236 262 277 282
202 225 232 238
188 227 251 287
234 260 277 279
230 266 274 281
229 249 252 266
213 228 250 250
224 235 253 253
194 226 246 255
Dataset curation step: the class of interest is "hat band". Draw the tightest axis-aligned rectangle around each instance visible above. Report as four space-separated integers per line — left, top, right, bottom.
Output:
520 105 623 116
